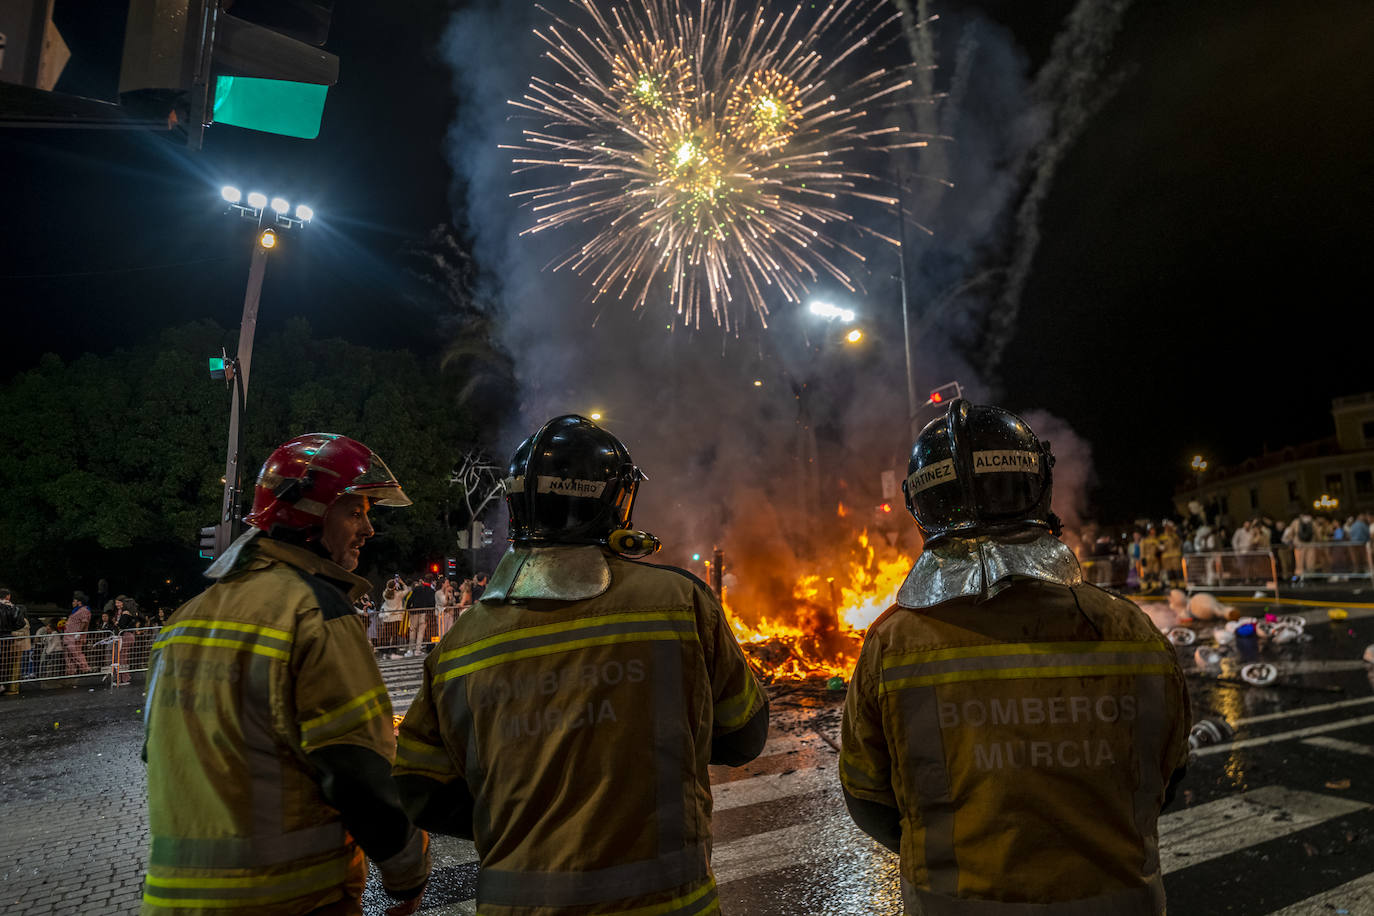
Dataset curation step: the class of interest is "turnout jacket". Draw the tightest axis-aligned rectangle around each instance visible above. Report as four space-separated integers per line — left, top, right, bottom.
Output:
841 579 1190 916
141 532 421 915
395 550 769 916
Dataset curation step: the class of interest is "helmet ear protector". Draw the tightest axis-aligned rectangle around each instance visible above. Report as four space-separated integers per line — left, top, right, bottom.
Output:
607 528 662 559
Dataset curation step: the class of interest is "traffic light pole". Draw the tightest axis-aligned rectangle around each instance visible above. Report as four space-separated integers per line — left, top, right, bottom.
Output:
216 241 269 555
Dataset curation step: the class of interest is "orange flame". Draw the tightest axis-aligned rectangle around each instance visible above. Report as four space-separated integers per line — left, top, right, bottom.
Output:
725 528 915 682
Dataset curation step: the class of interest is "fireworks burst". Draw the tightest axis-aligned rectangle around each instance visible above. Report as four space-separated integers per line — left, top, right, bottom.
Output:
509 0 931 330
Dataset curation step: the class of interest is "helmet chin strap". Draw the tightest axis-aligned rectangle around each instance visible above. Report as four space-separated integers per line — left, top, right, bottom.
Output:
607 528 662 559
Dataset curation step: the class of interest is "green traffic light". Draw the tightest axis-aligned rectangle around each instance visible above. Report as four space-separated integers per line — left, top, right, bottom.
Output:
212 76 329 140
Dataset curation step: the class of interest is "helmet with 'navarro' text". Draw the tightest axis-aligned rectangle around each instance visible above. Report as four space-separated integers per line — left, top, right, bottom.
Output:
505 415 646 546
245 433 411 537
902 399 1059 545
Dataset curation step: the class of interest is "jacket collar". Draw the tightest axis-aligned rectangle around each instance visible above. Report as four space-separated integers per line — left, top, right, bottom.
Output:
206 528 373 602
897 531 1082 609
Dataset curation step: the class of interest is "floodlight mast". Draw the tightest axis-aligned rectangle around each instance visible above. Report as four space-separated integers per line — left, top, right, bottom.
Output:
212 184 315 555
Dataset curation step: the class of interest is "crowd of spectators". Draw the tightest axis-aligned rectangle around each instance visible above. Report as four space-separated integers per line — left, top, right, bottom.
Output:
362 570 488 659
1078 510 1373 591
1 586 173 693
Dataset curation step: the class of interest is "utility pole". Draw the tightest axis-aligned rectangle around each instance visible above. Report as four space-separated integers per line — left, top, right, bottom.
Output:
896 172 920 441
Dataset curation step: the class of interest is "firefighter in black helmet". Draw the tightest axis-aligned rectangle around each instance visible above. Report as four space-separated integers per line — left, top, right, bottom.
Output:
841 400 1191 916
394 415 768 916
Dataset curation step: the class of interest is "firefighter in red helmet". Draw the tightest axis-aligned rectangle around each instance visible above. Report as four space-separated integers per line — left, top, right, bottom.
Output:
142 433 430 916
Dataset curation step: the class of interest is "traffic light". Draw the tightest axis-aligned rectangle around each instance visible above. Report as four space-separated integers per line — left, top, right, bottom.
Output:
480 527 494 547
445 557 457 576
119 0 339 148
429 563 440 575
208 357 227 380
927 381 962 405
0 0 70 92
198 524 217 560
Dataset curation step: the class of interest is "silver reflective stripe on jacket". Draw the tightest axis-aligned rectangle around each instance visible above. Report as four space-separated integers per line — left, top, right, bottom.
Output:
903 879 1164 915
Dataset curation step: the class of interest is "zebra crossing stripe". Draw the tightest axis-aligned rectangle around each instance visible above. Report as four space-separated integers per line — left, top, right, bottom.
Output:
1230 695 1374 727
1157 786 1367 874
712 819 876 886
1263 870 1374 915
1193 713 1374 756
713 765 836 812
1301 736 1374 758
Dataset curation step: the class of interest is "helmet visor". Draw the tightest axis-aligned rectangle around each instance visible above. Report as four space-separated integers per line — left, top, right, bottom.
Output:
343 451 412 507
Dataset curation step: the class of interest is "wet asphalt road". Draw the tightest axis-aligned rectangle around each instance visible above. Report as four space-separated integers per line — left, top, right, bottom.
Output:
2 597 1372 915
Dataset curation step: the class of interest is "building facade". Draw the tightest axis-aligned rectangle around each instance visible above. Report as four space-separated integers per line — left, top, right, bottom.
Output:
1173 393 1374 524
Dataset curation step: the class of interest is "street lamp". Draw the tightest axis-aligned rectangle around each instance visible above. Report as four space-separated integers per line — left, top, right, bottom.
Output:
211 184 316 556
1191 455 1208 473
845 328 864 344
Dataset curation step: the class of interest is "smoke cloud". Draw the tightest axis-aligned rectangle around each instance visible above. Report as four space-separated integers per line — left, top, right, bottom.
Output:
440 0 1132 619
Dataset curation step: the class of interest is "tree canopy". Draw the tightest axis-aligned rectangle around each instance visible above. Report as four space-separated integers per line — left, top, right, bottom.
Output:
0 314 510 607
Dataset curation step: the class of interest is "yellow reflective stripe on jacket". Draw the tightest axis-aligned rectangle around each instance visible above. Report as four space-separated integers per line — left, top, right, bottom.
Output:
143 853 350 909
153 618 293 661
435 610 698 683
395 733 452 773
714 676 763 730
477 877 719 916
299 685 390 750
880 640 1173 694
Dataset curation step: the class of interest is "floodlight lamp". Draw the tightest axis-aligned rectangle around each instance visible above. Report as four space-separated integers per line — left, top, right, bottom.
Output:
270 197 290 215
221 186 242 204
808 300 856 323
295 204 314 222
259 228 278 250
246 192 268 209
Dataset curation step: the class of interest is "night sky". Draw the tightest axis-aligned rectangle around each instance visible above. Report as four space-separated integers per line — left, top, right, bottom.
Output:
3 0 1372 523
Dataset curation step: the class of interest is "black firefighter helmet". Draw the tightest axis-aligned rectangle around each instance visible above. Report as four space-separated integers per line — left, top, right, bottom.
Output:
902 399 1060 545
505 414 649 548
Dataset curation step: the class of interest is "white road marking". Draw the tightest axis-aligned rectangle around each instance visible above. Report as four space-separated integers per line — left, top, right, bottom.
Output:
1194 713 1374 756
712 817 881 885
1158 786 1367 873
1230 696 1374 727
1301 735 1374 758
1263 870 1374 915
713 764 836 812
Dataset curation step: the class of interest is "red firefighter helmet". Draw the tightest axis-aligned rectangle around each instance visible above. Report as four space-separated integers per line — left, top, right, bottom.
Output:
245 433 411 535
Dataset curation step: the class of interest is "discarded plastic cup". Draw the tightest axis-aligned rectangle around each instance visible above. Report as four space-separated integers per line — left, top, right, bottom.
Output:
1214 628 1237 647
1167 627 1197 646
1270 624 1302 645
1240 662 1279 686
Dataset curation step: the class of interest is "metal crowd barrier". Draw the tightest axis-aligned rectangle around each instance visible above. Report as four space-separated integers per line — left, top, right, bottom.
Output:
0 626 162 691
368 607 455 659
1182 550 1280 598
1290 541 1374 584
1080 555 1131 589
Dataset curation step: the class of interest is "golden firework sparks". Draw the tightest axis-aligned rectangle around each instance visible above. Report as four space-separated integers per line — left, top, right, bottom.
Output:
508 0 931 330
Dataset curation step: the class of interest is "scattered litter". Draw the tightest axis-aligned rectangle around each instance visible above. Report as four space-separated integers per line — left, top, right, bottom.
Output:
1188 719 1234 749
1329 609 1349 620
1239 663 1279 686
1264 613 1278 622
1235 622 1257 637
1187 592 1236 622
1269 624 1302 645
1214 628 1236 647
1363 645 1374 665
1277 615 1306 630
826 676 846 692
52 722 58 729
1167 627 1197 646
1193 647 1223 668
1325 778 1351 790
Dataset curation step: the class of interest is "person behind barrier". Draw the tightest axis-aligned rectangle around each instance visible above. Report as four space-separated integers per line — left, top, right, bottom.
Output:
1 588 30 694
141 433 429 916
394 414 768 916
840 399 1191 916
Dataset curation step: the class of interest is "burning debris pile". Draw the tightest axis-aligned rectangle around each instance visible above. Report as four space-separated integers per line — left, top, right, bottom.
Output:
726 530 915 683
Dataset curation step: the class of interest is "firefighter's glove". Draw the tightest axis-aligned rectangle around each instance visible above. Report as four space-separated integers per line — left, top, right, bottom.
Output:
378 827 430 915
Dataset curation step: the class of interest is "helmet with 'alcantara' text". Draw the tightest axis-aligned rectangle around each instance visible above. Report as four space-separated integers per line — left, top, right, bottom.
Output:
902 399 1059 545
505 415 646 546
245 433 411 537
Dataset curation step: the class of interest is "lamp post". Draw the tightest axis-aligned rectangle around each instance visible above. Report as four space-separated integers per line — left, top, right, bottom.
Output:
212 185 314 556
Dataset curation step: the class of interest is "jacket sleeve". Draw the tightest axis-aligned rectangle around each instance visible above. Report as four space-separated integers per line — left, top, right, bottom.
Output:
694 586 769 765
293 607 416 861
394 652 475 839
840 629 899 809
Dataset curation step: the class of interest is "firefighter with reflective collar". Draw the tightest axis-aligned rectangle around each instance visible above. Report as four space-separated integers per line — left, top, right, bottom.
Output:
141 434 430 916
394 414 768 916
840 401 1190 916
